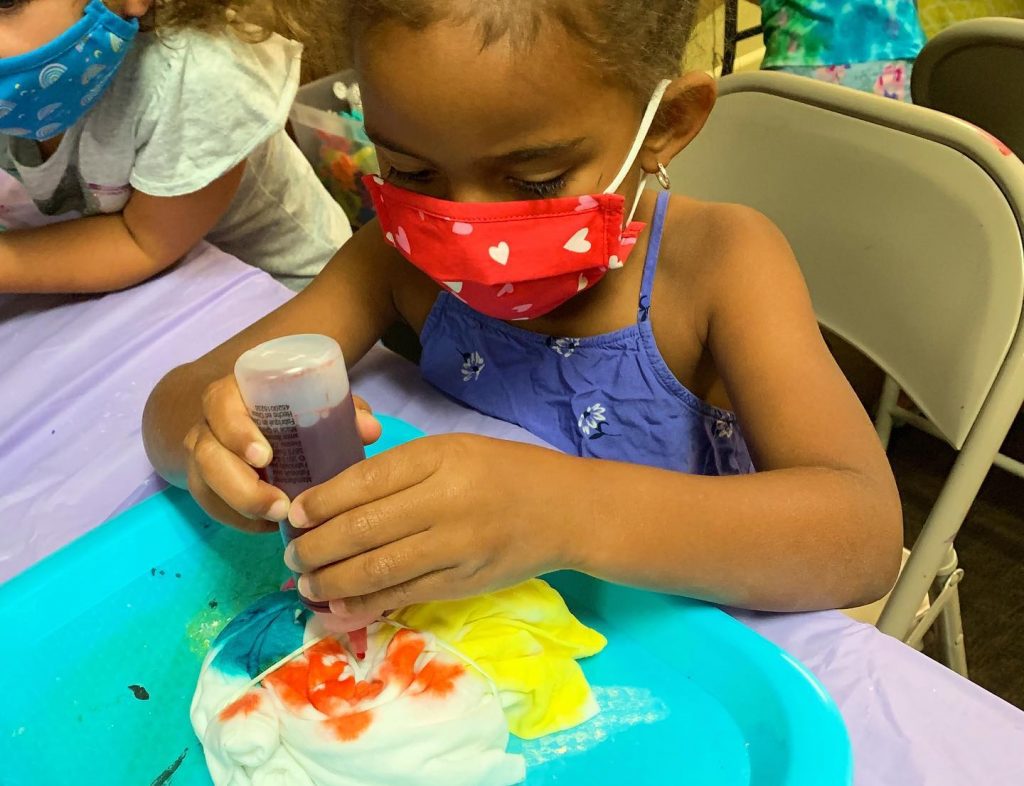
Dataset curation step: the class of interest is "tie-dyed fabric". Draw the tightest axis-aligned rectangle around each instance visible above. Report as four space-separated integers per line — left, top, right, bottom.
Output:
761 0 927 67
191 580 606 786
776 60 914 101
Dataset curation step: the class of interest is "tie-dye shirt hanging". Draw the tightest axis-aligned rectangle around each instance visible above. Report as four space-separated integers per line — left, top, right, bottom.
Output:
761 0 927 67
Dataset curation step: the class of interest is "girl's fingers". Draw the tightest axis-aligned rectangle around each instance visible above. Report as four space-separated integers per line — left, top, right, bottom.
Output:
356 408 383 446
286 483 434 572
190 424 289 521
351 395 382 445
290 438 442 529
186 458 277 534
297 530 445 601
328 569 461 622
201 375 272 468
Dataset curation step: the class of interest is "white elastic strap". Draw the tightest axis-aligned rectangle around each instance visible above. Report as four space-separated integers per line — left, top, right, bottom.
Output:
214 617 499 717
606 79 672 194
626 174 650 225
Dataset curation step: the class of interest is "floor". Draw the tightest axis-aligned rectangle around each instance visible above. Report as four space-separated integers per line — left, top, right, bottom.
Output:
832 338 1024 710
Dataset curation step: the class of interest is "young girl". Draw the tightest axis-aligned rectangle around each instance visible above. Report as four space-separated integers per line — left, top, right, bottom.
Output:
755 0 926 102
0 0 350 293
143 0 903 626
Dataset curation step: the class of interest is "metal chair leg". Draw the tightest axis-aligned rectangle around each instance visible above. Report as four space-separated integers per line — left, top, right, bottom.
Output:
878 415 1005 642
904 545 968 676
875 374 901 449
937 571 968 677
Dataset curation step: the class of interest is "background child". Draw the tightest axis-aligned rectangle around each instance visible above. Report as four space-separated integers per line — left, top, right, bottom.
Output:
755 0 926 101
143 0 902 625
0 0 350 294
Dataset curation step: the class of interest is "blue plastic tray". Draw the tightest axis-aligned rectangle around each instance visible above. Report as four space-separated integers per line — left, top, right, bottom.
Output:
0 416 851 786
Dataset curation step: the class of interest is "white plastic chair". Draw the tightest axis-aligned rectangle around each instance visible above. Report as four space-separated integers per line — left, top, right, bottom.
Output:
668 71 1024 675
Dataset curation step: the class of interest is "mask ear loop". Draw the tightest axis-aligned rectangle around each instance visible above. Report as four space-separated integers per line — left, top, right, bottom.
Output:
214 615 500 717
605 78 673 226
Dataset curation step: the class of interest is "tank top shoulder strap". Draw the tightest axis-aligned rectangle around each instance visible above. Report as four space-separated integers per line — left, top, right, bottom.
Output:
637 190 671 319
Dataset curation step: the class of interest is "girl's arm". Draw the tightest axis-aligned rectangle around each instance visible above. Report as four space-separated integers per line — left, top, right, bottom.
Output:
142 223 400 530
0 163 245 294
283 206 902 615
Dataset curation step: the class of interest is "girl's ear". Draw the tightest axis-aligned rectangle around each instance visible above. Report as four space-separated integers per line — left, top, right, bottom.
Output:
120 0 155 19
638 72 717 174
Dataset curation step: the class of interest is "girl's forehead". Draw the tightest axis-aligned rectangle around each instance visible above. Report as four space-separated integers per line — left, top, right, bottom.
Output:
355 18 638 158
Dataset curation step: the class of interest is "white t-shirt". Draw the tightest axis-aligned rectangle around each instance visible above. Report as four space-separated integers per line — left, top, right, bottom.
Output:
0 29 351 289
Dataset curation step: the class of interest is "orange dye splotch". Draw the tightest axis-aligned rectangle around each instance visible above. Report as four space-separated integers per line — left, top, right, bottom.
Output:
264 658 313 710
412 659 464 698
307 638 349 683
325 710 374 742
219 691 262 722
309 675 355 715
380 629 426 690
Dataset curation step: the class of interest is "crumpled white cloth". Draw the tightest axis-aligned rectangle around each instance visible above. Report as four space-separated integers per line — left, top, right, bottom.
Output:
191 591 525 786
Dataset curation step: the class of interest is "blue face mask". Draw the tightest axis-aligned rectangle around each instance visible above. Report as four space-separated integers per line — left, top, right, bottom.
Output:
0 0 139 141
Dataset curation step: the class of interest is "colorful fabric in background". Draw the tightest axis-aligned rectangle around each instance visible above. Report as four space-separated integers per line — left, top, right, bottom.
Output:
192 580 606 785
761 0 926 67
779 60 914 100
918 0 1024 37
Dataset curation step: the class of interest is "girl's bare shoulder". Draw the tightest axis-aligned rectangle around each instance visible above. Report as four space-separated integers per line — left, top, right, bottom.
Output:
657 193 801 304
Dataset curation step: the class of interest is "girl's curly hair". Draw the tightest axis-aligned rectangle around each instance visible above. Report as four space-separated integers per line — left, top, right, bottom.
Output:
133 1 346 79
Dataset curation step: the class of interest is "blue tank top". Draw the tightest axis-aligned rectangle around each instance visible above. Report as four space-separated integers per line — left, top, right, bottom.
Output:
419 191 755 476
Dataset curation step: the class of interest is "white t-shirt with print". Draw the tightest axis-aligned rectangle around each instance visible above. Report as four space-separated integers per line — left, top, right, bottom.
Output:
0 29 351 290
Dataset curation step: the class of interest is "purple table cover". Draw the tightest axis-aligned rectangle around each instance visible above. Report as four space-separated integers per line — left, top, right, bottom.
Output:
0 178 1022 786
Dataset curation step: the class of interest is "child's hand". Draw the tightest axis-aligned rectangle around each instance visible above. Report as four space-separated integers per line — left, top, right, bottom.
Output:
184 375 381 532
281 435 577 624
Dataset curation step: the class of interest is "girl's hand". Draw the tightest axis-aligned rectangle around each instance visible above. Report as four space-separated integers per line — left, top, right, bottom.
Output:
282 435 578 624
183 375 382 532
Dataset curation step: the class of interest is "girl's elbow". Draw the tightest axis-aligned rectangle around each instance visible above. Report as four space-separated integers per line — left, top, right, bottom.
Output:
849 486 905 608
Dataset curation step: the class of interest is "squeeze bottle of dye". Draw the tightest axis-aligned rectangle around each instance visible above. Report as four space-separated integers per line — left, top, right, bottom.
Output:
234 334 366 615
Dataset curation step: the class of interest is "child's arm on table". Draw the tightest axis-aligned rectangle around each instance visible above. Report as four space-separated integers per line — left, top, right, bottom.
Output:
283 207 902 614
142 223 400 532
0 163 245 294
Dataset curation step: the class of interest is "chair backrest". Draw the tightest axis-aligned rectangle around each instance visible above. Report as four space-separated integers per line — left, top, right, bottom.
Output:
669 72 1024 448
912 17 1024 159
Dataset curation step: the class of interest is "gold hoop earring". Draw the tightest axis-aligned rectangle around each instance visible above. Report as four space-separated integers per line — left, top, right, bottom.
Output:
656 163 672 190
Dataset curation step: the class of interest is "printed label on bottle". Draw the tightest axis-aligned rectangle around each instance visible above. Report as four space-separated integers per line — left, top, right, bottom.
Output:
251 404 312 491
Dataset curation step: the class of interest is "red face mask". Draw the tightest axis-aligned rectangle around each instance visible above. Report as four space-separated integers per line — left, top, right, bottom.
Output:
365 80 671 321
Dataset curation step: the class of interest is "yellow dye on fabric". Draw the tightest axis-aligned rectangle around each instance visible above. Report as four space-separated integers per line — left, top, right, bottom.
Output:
394 578 607 740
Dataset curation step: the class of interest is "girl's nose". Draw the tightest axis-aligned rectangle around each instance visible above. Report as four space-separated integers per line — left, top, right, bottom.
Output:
445 181 501 204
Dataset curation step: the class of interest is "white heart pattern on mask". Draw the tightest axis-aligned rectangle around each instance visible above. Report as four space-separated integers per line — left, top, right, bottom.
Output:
444 281 463 293
488 242 510 265
577 274 589 292
385 232 395 246
608 255 623 269
372 175 384 186
564 228 592 254
575 195 599 212
395 227 411 254
452 222 474 235
497 283 514 297
512 304 533 313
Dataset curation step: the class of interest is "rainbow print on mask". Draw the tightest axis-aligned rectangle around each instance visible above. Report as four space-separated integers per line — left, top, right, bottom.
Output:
0 0 138 141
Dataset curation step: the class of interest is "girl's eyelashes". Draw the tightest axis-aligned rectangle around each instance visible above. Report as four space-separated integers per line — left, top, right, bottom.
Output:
387 167 435 184
511 174 569 199
385 167 570 199
0 0 27 12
